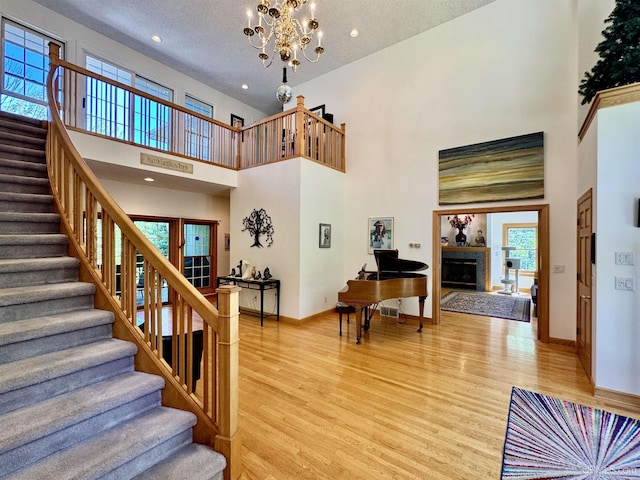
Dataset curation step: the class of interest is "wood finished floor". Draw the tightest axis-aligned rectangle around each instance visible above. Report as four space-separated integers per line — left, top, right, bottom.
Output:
235 308 640 480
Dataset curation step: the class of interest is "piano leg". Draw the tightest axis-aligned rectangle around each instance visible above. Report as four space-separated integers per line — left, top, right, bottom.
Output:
354 306 364 344
418 295 426 332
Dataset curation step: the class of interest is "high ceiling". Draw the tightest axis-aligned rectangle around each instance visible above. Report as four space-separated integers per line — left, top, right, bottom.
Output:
33 0 495 115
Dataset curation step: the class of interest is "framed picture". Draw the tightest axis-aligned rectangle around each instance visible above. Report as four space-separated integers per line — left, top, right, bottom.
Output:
309 104 325 118
319 223 331 248
230 114 244 141
224 233 230 250
368 217 394 253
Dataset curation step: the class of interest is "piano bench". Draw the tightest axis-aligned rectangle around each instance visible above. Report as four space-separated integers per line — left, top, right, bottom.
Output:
336 302 355 336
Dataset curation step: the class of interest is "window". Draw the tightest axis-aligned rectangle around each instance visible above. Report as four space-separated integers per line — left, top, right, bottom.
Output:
134 76 173 150
502 223 538 273
1 19 63 120
85 55 132 139
184 95 214 160
183 222 213 288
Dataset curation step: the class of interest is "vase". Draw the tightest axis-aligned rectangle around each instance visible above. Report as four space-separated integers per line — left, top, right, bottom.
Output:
455 228 467 245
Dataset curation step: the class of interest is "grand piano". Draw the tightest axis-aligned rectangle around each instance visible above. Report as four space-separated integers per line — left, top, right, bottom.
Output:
338 249 429 344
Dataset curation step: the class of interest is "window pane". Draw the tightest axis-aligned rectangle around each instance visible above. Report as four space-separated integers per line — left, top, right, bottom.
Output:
1 19 63 120
183 223 211 289
507 227 537 271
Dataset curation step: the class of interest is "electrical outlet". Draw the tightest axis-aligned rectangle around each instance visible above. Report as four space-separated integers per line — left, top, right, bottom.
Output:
553 264 565 273
615 277 635 291
615 251 634 265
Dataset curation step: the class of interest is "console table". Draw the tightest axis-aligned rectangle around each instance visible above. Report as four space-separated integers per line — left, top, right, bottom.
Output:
216 276 280 326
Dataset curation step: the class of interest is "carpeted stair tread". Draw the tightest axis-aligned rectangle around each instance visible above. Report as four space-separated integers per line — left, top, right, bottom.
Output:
132 443 226 480
0 234 68 259
0 119 47 139
0 211 58 223
0 309 114 363
0 191 53 205
0 173 49 187
0 372 164 475
0 143 46 160
0 130 46 148
7 407 197 480
0 111 47 129
0 233 67 247
0 281 95 308
0 256 79 288
0 339 136 397
0 256 79 273
0 157 48 177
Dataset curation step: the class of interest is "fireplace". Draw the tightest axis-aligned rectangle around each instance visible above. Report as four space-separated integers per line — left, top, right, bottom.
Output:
442 258 478 290
441 247 490 291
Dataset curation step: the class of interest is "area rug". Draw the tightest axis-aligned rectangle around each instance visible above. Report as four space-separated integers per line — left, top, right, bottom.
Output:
502 387 640 479
440 291 531 322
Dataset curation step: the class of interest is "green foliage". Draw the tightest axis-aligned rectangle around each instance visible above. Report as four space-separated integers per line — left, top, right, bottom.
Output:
579 0 640 105
507 227 537 271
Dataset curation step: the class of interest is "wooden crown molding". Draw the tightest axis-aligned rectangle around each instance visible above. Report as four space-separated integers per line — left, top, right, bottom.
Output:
579 82 640 141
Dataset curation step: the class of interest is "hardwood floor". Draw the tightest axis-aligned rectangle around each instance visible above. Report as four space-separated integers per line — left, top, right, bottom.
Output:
236 308 639 479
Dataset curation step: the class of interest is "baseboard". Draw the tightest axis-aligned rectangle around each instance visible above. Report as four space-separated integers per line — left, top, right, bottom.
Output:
548 336 576 348
595 387 640 413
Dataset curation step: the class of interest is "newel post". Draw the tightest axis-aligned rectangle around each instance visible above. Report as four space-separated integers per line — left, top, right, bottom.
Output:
48 42 61 66
295 95 305 157
214 285 241 480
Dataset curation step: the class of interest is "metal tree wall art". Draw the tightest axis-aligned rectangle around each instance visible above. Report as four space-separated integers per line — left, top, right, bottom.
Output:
242 208 274 247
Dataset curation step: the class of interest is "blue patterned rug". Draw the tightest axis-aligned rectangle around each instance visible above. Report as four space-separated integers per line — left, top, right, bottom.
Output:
440 291 531 322
502 387 640 478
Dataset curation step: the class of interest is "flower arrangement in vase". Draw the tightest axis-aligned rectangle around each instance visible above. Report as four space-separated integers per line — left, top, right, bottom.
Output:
448 214 474 246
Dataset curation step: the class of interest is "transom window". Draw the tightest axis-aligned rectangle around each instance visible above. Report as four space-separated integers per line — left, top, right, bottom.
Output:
1 19 63 120
502 223 538 274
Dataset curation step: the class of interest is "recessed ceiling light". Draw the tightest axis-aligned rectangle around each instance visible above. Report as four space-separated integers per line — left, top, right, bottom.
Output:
241 84 249 90
350 29 359 38
151 35 162 43
144 177 155 182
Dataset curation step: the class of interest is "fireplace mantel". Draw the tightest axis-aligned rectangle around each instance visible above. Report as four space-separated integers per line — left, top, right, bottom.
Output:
441 247 491 291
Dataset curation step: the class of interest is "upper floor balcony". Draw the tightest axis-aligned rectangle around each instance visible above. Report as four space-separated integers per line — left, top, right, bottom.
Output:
48 53 346 179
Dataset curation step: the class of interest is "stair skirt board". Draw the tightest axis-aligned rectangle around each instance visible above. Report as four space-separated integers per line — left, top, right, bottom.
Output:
0 111 226 478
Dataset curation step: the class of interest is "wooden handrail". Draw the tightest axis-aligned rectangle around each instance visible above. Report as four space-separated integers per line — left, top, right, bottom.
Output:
46 43 240 480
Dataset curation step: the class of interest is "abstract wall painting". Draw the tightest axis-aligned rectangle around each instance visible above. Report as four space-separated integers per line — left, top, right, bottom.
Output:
438 132 544 205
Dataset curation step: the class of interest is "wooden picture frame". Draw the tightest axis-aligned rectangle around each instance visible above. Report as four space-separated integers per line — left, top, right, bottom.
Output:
309 104 325 118
319 223 331 248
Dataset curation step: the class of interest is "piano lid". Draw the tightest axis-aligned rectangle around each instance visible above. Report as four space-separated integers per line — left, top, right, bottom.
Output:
374 249 428 273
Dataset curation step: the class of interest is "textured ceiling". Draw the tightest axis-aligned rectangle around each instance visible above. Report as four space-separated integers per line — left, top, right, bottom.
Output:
33 0 495 115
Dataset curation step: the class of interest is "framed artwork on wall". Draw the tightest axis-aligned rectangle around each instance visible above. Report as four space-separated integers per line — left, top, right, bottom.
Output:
319 223 331 248
224 233 230 250
368 217 394 254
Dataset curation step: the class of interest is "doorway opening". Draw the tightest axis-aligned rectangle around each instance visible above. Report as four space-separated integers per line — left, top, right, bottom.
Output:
432 204 550 342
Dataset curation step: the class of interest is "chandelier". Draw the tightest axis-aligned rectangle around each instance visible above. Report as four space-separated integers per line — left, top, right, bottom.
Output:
243 0 324 72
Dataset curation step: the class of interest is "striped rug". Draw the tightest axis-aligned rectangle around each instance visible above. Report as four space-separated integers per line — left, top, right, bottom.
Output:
502 387 640 478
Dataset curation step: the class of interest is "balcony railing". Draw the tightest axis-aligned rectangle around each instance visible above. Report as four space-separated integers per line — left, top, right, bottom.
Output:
50 55 346 172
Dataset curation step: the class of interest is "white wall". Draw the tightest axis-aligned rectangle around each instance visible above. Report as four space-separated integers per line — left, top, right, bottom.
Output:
1 1 266 125
100 179 231 278
594 102 640 395
231 161 302 318
296 0 579 339
299 160 345 318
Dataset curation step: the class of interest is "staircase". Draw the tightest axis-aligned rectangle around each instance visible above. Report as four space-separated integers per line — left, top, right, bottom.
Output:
0 111 226 479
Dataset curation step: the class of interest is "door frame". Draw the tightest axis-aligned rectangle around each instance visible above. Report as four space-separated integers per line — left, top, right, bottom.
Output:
431 204 550 343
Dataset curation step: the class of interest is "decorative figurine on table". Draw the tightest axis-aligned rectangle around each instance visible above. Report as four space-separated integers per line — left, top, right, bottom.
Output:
251 266 257 279
235 260 243 277
229 268 236 277
241 261 252 280
475 229 486 247
255 271 262 280
263 267 272 280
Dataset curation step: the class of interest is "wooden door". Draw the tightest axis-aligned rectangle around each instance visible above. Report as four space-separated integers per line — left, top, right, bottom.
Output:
577 189 593 379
